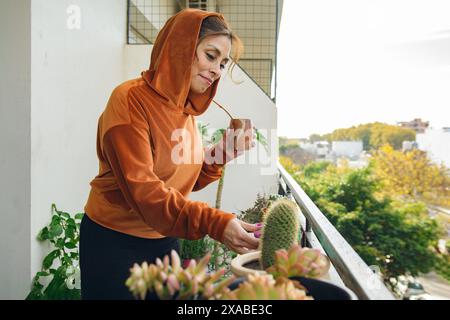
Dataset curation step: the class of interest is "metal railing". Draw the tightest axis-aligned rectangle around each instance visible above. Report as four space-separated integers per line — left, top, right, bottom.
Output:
277 161 396 300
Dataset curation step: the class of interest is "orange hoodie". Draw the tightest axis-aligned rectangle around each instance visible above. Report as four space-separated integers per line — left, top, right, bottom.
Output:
84 9 236 242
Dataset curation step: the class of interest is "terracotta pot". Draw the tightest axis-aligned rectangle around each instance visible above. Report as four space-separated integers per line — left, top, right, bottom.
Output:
229 118 253 151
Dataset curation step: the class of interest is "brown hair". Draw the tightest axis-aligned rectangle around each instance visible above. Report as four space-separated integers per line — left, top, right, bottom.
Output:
198 16 244 84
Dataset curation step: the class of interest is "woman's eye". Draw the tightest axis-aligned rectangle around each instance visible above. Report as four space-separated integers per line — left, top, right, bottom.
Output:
206 53 215 60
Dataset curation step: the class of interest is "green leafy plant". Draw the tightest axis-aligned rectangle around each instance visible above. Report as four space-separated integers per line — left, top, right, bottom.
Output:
26 204 84 300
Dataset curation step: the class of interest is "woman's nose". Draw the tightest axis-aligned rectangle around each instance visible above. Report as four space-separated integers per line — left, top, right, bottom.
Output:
210 63 221 78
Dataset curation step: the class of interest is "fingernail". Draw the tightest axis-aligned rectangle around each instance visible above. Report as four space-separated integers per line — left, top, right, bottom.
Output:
256 223 263 227
254 231 261 238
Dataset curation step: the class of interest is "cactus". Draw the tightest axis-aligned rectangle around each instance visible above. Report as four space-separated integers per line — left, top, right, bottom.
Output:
260 198 301 269
125 250 235 300
266 244 331 279
220 274 312 300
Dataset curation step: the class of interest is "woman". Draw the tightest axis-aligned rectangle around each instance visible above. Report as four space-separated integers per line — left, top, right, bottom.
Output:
80 8 260 300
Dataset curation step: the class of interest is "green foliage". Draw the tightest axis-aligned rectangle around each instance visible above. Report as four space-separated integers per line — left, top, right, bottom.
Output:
180 236 237 277
260 199 301 269
26 204 83 300
435 255 450 282
238 193 283 224
282 161 442 281
313 122 416 151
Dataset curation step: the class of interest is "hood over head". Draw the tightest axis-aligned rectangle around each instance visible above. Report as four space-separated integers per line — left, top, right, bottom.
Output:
141 8 228 116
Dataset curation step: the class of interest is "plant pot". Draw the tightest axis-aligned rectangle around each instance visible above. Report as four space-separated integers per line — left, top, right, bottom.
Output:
231 250 332 280
231 251 267 278
230 250 357 300
227 276 357 300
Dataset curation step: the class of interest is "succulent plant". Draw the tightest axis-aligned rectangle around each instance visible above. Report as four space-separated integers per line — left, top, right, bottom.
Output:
260 198 301 269
125 250 235 300
220 274 312 300
266 244 331 279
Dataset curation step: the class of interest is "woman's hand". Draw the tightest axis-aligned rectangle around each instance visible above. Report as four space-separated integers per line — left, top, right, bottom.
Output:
221 218 261 254
214 128 256 164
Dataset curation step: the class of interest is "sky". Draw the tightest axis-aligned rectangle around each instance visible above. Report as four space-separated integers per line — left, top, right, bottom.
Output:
276 0 450 138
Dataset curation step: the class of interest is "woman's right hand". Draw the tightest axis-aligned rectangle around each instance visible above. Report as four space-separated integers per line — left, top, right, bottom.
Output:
221 218 261 254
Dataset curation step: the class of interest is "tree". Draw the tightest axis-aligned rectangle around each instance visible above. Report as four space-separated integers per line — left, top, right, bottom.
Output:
322 122 416 151
282 161 442 281
371 144 450 207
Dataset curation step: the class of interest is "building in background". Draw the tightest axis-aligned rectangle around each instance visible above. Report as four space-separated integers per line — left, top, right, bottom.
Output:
331 141 364 160
417 127 450 168
398 118 430 134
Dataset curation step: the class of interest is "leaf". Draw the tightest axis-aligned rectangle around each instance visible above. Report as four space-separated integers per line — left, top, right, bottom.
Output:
37 227 49 241
49 224 63 238
59 212 70 219
211 129 226 144
74 213 84 221
43 250 60 270
65 225 75 239
64 241 77 249
56 238 65 249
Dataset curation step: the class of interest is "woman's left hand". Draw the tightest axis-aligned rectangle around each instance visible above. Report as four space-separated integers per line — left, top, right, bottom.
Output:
214 128 256 163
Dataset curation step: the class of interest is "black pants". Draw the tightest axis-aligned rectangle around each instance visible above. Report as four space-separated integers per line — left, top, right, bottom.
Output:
79 214 180 300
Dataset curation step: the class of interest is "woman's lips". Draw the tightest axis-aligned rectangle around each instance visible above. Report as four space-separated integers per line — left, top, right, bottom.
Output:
200 75 212 86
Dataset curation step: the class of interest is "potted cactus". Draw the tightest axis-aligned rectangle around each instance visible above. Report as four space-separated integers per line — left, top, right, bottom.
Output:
230 198 357 300
231 198 304 277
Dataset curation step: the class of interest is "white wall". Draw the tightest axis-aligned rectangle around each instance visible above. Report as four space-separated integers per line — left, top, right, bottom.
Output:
124 44 279 215
29 0 127 294
0 0 127 299
0 0 32 300
417 128 450 168
332 141 363 159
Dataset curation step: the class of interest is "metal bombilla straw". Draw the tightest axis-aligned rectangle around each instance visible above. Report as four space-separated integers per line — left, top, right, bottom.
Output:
212 99 235 120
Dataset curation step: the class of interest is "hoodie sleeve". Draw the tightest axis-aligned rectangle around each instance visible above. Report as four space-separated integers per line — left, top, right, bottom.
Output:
101 103 236 242
192 147 225 192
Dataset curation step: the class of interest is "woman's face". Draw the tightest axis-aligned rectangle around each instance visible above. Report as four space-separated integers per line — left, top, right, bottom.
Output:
190 35 232 94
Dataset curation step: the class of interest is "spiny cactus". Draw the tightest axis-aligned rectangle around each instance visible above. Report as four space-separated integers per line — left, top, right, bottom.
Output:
260 198 301 269
266 244 331 279
220 274 312 300
125 250 235 300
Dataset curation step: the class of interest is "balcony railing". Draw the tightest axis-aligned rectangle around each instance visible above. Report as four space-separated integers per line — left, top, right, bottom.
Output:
277 162 395 300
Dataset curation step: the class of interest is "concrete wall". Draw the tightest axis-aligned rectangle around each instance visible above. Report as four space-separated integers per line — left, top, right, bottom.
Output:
0 0 32 300
29 0 127 294
417 128 450 168
0 0 128 299
124 44 279 215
